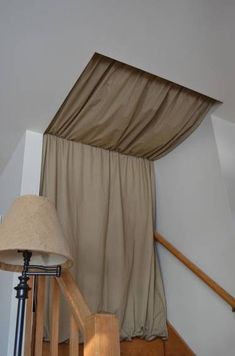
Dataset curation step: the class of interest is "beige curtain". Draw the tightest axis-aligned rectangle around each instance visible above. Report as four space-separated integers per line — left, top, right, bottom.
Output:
41 53 216 341
40 134 167 340
46 53 215 160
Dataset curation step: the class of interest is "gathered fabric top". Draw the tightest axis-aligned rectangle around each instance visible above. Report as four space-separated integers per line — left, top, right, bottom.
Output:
46 53 216 160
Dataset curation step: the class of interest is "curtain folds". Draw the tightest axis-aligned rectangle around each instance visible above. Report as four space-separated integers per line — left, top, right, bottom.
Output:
46 53 215 160
40 54 216 341
40 134 167 340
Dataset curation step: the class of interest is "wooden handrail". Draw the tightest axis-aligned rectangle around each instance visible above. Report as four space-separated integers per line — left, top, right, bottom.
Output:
56 269 121 355
56 269 91 333
155 232 235 311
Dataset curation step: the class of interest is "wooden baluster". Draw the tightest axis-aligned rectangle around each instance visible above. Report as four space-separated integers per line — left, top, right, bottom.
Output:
84 314 120 356
69 314 79 356
50 278 60 356
34 276 46 356
24 276 34 356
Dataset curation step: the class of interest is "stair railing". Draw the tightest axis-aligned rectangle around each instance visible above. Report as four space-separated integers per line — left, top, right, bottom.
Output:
155 232 235 311
23 269 120 356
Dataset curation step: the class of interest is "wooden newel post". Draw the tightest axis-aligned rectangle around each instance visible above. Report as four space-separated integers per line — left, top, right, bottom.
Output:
84 314 120 356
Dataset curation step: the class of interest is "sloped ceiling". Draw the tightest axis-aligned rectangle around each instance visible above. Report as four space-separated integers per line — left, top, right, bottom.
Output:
1 0 235 172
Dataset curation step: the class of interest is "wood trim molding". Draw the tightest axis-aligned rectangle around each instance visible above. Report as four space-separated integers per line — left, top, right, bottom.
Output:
155 232 235 311
165 322 196 356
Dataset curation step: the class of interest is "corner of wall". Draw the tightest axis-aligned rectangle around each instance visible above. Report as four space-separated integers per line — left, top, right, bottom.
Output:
155 114 235 355
6 130 43 356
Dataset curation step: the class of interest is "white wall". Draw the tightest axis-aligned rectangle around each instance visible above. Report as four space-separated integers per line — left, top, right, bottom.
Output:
7 130 43 356
0 133 26 356
20 131 43 195
2 0 235 173
0 133 26 213
0 130 43 356
212 116 235 224
155 115 235 356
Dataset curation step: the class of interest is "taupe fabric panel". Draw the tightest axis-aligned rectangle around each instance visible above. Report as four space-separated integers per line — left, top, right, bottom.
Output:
40 134 167 340
46 53 215 160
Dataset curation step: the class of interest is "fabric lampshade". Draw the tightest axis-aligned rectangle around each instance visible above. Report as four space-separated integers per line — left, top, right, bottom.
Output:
0 195 73 272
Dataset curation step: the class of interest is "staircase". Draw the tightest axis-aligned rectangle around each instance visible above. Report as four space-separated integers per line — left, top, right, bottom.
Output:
42 323 194 356
22 232 235 355
23 268 194 356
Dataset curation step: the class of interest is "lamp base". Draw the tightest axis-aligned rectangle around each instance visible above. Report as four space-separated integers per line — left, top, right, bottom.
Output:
13 250 61 356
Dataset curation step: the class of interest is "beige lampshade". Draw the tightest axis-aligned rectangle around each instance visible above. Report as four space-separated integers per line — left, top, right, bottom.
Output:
0 195 73 272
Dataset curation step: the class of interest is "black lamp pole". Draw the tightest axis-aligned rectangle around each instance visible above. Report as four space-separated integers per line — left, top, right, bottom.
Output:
13 251 61 356
13 251 32 356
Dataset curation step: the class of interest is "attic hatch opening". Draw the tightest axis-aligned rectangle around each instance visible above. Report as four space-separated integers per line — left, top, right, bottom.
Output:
45 52 217 159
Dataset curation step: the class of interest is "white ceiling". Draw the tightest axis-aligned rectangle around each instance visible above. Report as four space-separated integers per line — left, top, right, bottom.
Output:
1 0 235 172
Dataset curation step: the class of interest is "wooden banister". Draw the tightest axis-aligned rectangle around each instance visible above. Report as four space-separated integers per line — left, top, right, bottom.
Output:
155 232 235 311
84 314 120 355
56 269 91 334
25 269 120 355
56 269 121 356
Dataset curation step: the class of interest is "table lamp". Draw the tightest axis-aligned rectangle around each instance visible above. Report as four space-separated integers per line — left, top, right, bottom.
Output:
0 195 73 356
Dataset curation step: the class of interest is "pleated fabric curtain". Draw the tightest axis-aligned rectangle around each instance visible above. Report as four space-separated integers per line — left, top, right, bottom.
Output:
41 135 167 340
40 53 216 341
46 53 215 160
